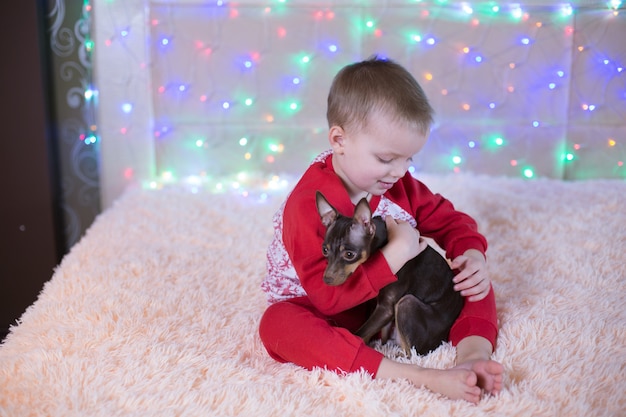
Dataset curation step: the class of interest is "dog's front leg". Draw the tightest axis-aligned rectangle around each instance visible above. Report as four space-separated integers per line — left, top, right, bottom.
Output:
355 302 395 344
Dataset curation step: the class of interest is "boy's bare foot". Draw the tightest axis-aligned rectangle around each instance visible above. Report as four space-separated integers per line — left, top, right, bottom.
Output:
455 359 503 395
455 336 504 395
376 358 482 403
419 367 481 403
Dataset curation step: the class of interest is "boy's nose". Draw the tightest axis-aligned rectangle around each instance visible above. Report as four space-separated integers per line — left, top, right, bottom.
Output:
390 160 409 178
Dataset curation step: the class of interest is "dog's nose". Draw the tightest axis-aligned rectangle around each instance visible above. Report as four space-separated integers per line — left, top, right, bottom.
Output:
323 275 345 286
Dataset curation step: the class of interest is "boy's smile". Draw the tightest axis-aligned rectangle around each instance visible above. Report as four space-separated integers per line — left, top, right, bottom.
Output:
378 180 395 190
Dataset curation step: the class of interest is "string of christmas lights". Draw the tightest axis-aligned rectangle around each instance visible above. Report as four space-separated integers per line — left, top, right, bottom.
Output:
78 0 97 147
91 1 626 206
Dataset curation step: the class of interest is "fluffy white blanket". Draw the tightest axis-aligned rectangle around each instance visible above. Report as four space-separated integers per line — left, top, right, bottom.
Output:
1 174 625 417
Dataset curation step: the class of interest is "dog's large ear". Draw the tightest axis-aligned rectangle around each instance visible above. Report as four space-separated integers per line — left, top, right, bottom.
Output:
353 198 374 232
316 191 338 227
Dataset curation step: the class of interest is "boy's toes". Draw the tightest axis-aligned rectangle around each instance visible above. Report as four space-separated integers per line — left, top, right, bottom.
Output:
464 369 478 387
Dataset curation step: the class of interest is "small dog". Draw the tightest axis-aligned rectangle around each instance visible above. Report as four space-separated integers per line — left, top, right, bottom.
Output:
316 191 463 355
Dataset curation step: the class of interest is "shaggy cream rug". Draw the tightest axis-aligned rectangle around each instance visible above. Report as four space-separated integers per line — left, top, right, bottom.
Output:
1 174 625 417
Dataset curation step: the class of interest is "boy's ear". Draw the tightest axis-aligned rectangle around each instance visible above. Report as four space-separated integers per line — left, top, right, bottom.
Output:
316 191 337 227
328 125 345 154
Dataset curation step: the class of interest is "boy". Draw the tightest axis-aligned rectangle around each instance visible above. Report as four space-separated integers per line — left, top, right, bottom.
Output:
259 56 503 403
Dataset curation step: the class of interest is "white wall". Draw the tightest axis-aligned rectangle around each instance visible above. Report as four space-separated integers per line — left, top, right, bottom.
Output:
94 0 626 208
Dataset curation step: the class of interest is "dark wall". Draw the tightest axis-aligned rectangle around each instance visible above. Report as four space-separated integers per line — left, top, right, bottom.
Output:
0 0 100 342
0 1 64 341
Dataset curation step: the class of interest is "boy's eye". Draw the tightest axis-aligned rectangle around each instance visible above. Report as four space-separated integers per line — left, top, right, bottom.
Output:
377 156 414 164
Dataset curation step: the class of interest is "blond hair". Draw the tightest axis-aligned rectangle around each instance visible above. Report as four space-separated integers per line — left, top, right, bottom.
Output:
326 56 434 135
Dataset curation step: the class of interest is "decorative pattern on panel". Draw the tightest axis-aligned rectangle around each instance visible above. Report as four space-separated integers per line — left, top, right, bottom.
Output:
48 0 100 248
94 1 626 208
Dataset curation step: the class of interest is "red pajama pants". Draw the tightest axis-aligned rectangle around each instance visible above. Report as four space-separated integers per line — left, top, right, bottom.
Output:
258 286 498 376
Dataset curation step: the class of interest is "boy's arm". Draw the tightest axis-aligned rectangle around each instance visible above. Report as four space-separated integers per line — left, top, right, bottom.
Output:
393 175 491 301
283 191 397 317
395 175 488 260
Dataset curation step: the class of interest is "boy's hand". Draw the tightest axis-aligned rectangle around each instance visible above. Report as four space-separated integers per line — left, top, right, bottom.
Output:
450 249 491 302
381 217 427 274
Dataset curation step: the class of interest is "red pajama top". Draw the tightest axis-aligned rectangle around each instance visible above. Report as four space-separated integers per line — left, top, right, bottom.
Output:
262 150 488 318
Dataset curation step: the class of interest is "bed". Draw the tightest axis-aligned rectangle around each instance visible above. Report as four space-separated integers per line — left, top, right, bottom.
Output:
1 174 624 416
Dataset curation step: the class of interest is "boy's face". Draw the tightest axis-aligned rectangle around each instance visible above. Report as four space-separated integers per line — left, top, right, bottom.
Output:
329 111 428 200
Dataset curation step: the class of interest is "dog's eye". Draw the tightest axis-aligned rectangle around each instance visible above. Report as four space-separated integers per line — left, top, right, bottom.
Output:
344 251 357 261
322 246 329 257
